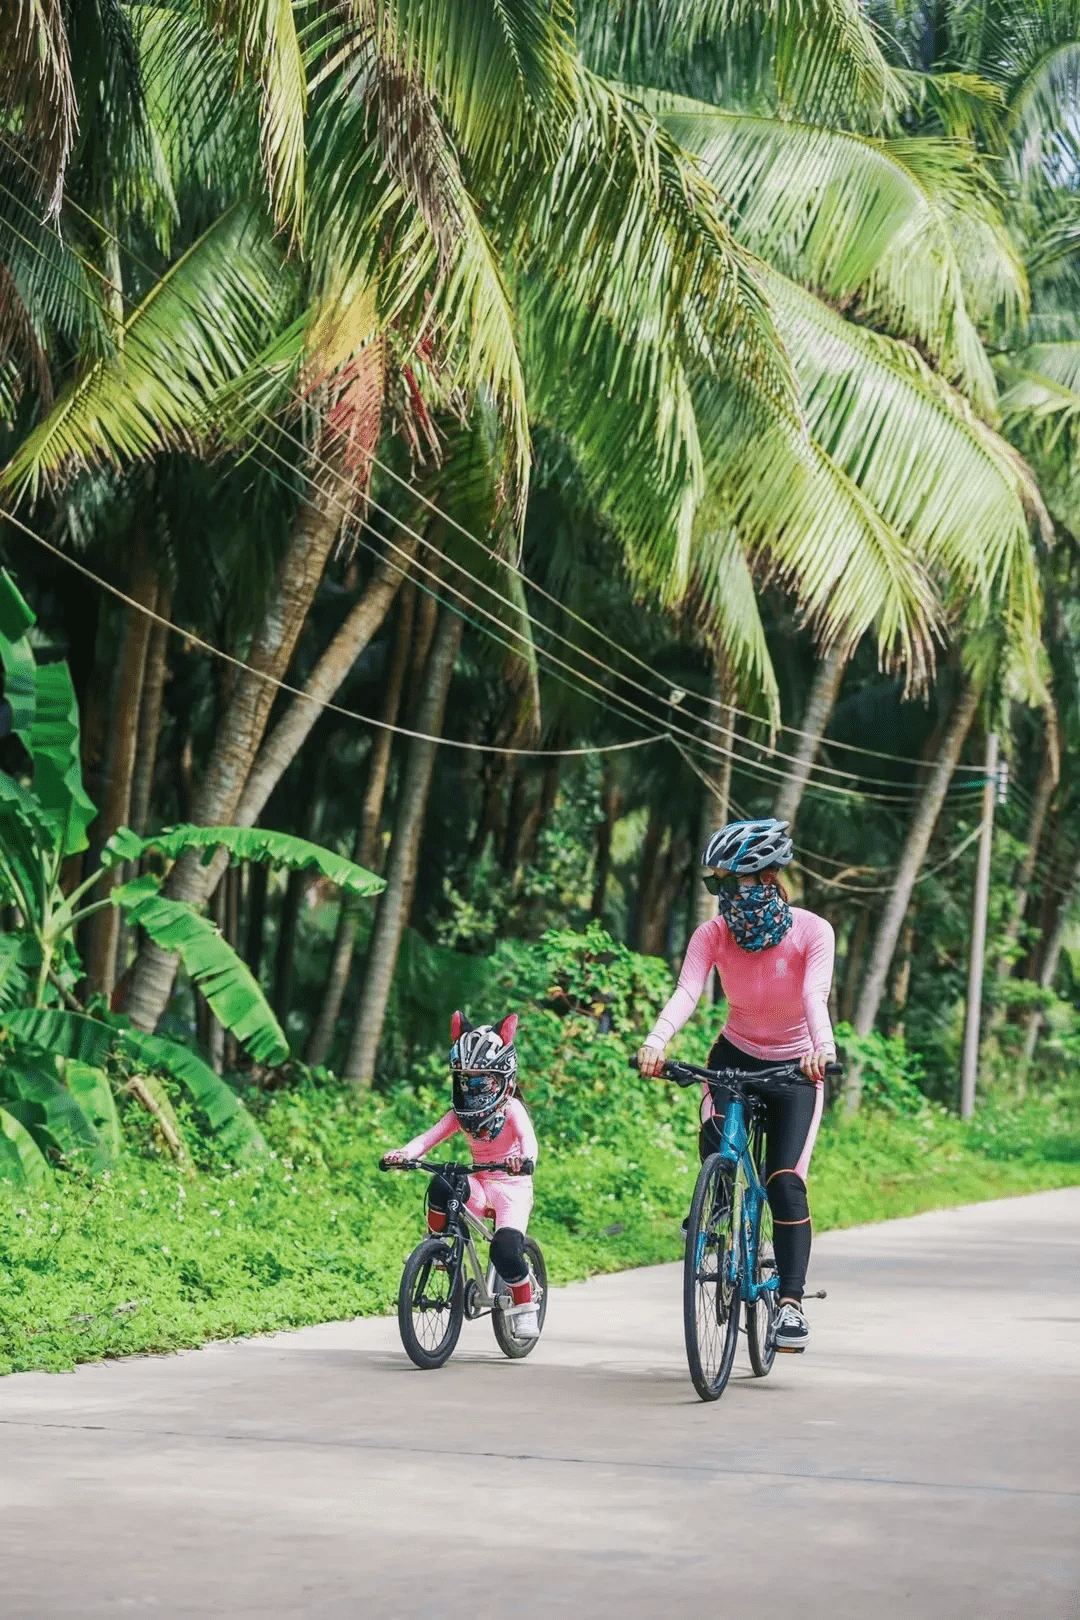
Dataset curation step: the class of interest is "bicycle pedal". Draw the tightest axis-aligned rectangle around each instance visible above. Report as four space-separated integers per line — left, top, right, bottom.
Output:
775 1345 805 1354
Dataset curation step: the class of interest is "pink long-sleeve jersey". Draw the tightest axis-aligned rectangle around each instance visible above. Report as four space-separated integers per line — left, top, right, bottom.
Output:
646 909 836 1062
402 1096 539 1176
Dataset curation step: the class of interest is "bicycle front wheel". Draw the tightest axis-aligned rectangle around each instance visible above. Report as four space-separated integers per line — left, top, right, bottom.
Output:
397 1238 464 1369
746 1196 778 1378
683 1154 743 1402
492 1237 548 1360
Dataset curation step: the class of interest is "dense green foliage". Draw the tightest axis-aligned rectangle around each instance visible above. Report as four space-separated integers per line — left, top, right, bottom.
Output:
2 926 1077 1375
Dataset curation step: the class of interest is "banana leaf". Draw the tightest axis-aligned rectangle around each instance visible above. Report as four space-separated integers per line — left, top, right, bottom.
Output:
103 824 385 899
0 934 30 1011
60 1061 123 1163
118 1028 268 1162
0 773 51 923
113 875 288 1064
0 574 37 752
1 1007 113 1065
0 1054 110 1172
0 1007 267 1161
0 570 36 643
0 1104 50 1190
28 662 97 856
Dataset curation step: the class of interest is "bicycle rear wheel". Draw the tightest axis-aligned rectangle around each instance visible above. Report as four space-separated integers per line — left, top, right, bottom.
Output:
746 1196 778 1378
397 1238 464 1369
492 1237 548 1359
683 1154 743 1402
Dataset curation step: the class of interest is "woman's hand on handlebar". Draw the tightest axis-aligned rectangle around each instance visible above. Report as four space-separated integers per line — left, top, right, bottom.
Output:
636 1042 666 1078
800 1049 833 1082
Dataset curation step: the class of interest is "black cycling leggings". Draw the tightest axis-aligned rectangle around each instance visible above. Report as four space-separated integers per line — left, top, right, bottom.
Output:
700 1036 819 1302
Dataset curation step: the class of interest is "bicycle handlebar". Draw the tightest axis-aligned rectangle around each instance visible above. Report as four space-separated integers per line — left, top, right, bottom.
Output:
378 1156 535 1176
628 1053 843 1087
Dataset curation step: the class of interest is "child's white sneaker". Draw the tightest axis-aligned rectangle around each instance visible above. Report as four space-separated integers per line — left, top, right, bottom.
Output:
510 1303 540 1340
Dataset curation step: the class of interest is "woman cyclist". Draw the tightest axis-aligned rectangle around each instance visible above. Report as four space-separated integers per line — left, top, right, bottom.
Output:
636 818 836 1353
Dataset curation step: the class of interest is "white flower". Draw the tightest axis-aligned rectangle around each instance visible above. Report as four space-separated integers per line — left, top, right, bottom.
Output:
161 1246 170 1255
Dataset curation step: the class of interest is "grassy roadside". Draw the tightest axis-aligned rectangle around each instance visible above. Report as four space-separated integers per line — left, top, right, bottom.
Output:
2 1077 1077 1376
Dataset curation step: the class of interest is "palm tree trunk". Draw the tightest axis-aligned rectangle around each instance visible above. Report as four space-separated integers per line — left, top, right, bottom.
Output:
129 592 171 838
695 661 735 933
233 535 417 831
305 582 416 1068
344 607 463 1087
85 552 157 996
590 763 620 921
996 728 1056 978
772 642 848 828
1019 848 1080 1068
123 428 372 1034
115 589 172 980
635 808 665 954
849 680 979 1099
838 908 870 1025
245 861 268 976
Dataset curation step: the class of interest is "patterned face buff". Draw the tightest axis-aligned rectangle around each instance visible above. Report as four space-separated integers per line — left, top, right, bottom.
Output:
716 881 793 952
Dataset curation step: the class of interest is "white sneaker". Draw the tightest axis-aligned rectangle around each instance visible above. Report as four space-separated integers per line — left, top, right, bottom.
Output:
774 1300 809 1353
510 1303 540 1340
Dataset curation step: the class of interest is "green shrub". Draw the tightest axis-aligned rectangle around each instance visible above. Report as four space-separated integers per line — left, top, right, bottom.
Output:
1 925 1077 1375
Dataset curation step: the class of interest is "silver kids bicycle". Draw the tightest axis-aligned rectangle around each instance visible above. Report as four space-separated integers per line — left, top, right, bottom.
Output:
379 1157 547 1369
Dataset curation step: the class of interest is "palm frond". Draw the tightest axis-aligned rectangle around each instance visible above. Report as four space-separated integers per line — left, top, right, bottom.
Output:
307 53 530 504
766 268 1046 687
646 94 1024 406
0 205 290 504
363 0 578 166
575 0 900 121
205 0 307 230
0 0 75 215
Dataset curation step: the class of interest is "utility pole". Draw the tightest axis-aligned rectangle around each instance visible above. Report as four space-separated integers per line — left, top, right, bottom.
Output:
960 731 1001 1120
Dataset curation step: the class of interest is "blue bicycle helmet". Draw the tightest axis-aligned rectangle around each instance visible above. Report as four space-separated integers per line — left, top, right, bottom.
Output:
702 818 793 875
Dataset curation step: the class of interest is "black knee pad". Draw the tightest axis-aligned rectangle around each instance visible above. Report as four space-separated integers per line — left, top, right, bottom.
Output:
490 1226 528 1284
767 1170 809 1224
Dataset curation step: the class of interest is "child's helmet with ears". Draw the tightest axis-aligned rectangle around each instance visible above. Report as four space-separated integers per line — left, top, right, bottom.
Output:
449 1012 518 1140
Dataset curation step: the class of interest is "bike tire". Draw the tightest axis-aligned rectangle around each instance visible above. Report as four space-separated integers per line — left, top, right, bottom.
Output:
746 1196 778 1378
492 1237 548 1360
397 1238 464 1369
683 1154 743 1402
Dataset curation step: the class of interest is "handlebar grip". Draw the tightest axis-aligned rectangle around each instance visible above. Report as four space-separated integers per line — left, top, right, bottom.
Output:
825 1063 844 1077
628 1054 640 1070
519 1157 535 1176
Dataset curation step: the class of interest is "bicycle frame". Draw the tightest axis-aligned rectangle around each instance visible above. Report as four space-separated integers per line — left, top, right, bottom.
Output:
437 1181 511 1316
710 1097 778 1308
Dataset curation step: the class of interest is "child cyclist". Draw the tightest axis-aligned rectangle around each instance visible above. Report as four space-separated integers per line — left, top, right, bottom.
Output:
382 1011 541 1339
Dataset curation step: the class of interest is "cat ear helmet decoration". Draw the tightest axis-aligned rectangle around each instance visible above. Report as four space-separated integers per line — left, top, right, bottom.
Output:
449 1011 518 1141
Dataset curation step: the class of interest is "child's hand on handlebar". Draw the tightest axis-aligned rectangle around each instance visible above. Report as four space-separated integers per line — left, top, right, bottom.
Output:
636 1043 666 1078
381 1150 408 1168
503 1149 525 1174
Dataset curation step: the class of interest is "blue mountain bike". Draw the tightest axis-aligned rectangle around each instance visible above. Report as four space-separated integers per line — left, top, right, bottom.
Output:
646 1056 840 1402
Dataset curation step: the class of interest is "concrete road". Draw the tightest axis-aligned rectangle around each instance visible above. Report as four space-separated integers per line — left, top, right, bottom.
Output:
1 1189 1078 1620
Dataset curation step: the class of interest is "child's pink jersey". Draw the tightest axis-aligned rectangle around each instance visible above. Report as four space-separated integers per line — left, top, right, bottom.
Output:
402 1097 538 1231
647 908 836 1061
